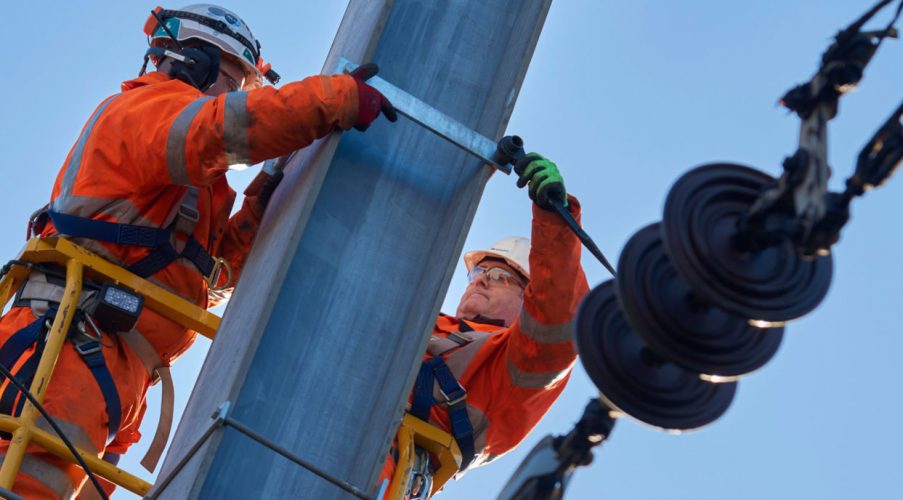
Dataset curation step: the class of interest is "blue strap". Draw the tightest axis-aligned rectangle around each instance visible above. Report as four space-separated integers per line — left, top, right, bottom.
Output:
102 452 121 465
411 356 476 471
0 313 52 422
181 238 215 276
47 210 215 279
75 342 122 444
127 236 214 278
48 210 170 248
411 362 435 422
10 351 43 417
0 311 121 443
0 314 47 374
126 243 181 277
427 357 475 470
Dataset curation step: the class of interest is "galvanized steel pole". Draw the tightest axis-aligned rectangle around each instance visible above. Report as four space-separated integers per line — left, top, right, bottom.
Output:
154 1 552 497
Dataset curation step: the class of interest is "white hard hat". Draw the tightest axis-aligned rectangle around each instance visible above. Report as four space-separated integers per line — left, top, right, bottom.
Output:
463 237 531 281
144 4 279 85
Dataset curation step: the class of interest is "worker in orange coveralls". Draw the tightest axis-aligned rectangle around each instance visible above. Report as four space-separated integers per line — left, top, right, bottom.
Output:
380 153 589 497
0 4 396 498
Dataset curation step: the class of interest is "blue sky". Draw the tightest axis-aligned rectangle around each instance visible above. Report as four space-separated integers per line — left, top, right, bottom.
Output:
3 2 903 499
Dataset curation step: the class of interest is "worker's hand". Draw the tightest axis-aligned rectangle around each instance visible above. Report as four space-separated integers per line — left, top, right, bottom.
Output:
514 153 568 210
350 63 398 131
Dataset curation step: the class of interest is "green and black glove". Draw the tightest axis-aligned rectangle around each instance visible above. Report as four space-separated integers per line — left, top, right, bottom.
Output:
514 152 568 210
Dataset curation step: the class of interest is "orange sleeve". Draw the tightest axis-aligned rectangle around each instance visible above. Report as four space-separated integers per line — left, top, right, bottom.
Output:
206 168 282 306
484 195 589 455
204 197 261 306
177 74 358 186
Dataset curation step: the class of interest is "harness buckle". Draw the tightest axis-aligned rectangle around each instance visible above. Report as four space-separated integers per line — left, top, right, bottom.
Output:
174 203 200 236
439 384 467 407
206 257 233 291
74 341 102 356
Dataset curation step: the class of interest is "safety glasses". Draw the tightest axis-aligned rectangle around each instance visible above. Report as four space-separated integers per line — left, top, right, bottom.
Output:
467 265 526 289
218 69 243 92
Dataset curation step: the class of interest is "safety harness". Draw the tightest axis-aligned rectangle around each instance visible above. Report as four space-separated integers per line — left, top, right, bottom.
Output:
1 275 121 444
410 321 482 473
0 270 175 471
38 188 220 284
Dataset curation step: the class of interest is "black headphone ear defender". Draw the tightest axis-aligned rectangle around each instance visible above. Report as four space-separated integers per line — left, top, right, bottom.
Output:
140 44 221 92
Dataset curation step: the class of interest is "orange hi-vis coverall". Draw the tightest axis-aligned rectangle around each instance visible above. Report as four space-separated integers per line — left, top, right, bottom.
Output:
380 196 589 490
0 70 358 498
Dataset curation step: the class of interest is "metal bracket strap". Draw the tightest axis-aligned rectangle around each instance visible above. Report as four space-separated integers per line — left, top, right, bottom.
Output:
337 58 513 174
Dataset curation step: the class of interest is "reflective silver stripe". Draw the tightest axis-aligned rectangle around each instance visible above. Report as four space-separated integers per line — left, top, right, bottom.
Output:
20 280 95 310
52 194 153 223
426 330 482 357
427 335 461 357
53 95 120 213
97 198 153 225
440 332 494 377
35 417 98 455
223 91 250 166
465 403 489 469
518 309 573 344
506 358 569 389
166 97 212 185
0 453 76 498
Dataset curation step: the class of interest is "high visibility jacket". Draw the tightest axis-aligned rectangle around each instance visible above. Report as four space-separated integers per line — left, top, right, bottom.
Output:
2 71 358 498
39 71 358 362
382 195 589 486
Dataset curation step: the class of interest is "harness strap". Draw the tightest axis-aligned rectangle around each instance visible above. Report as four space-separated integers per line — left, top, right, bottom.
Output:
9 346 46 418
0 313 50 373
172 188 200 236
410 363 434 423
7 277 124 445
46 205 214 279
72 339 122 444
0 312 54 426
0 310 120 446
18 280 94 309
102 452 120 466
118 329 173 472
411 356 475 471
47 210 170 248
13 274 175 462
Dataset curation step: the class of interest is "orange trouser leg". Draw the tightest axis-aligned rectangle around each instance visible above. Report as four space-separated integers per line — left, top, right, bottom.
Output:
0 307 149 499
